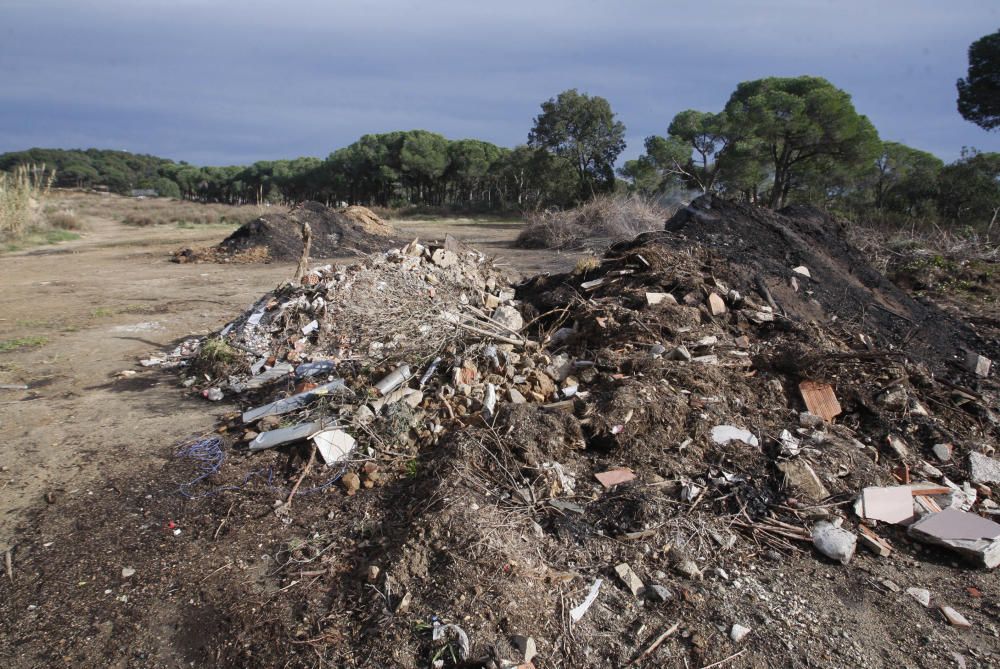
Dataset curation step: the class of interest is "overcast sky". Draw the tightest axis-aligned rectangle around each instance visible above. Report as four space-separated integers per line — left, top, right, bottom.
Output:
1 0 997 166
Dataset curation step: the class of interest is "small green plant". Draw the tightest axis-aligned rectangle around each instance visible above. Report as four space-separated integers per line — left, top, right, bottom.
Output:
191 337 239 378
0 336 49 352
91 307 115 318
404 459 420 478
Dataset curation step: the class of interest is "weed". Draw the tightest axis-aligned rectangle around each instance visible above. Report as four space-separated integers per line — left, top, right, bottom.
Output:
191 338 239 378
91 307 115 318
0 336 49 352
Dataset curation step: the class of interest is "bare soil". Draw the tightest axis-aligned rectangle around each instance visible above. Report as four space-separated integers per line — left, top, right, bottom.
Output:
2 194 998 669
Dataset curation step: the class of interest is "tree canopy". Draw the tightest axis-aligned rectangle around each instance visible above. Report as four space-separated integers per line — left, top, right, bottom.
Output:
528 89 626 201
957 29 1000 131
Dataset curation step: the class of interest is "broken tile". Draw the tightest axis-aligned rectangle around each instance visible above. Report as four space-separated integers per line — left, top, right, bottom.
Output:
595 468 635 488
645 292 677 306
861 486 915 525
799 381 841 422
906 587 931 607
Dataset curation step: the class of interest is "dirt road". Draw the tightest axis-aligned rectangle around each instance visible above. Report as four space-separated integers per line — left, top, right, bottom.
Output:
0 207 572 546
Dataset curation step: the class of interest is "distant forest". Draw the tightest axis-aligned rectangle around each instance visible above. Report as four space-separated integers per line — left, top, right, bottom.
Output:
2 70 998 230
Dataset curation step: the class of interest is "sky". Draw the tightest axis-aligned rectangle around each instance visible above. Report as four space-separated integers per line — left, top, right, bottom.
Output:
1 0 998 166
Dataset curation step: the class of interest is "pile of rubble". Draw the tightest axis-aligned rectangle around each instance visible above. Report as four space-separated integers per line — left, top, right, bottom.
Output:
152 197 999 667
173 201 395 263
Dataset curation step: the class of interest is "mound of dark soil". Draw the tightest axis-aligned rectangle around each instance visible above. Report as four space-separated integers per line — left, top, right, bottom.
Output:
644 194 992 373
217 201 394 260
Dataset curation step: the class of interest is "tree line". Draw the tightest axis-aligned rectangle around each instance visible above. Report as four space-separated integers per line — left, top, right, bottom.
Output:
1 28 996 228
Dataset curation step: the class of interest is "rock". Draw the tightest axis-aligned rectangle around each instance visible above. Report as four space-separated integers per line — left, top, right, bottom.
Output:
650 343 667 358
646 584 673 602
121 567 136 579
778 459 830 501
799 412 825 429
508 388 527 404
430 248 458 268
707 293 727 316
512 635 537 663
730 624 752 643
492 305 524 332
940 605 972 628
792 265 811 278
614 563 645 597
646 292 677 306
812 520 857 565
367 565 380 582
711 425 759 447
672 558 703 580
668 345 692 362
886 434 910 460
778 429 801 456
932 443 953 462
906 587 931 607
965 351 991 378
342 472 361 496
969 451 1000 485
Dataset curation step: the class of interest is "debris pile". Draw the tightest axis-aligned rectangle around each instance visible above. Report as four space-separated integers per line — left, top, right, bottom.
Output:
124 196 1000 665
172 201 395 263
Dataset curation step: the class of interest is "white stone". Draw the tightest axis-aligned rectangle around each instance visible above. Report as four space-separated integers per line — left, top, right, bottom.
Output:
969 451 1000 485
906 587 931 607
730 624 752 643
812 521 857 565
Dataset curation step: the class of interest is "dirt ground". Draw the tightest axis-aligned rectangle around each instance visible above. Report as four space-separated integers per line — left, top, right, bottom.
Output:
3 195 998 669
0 197 577 541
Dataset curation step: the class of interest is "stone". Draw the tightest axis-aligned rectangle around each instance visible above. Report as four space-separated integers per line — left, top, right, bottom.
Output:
646 292 677 306
906 587 931 607
940 605 972 628
812 520 857 565
965 351 991 378
730 624 752 643
778 459 830 501
969 451 1000 485
668 345 692 362
430 248 458 268
512 635 537 663
121 567 135 579
932 443 953 462
492 305 524 332
646 584 673 602
508 388 527 404
792 265 811 278
342 472 361 496
707 293 727 316
614 563 645 597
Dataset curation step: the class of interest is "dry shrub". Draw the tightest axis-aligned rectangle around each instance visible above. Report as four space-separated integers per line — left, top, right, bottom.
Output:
516 194 673 250
46 209 82 230
848 221 1000 276
107 198 270 227
1 164 55 240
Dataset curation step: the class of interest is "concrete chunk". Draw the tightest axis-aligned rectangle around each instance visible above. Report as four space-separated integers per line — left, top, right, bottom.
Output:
908 509 1000 568
969 451 1000 485
812 520 856 565
965 351 991 378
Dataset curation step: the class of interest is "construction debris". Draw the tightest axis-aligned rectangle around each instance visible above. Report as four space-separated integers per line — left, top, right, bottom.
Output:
135 194 1000 666
908 509 1000 568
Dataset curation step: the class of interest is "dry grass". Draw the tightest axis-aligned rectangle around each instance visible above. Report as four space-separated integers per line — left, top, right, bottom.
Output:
53 190 273 228
515 194 673 250
46 209 83 230
1 164 56 240
848 222 1000 276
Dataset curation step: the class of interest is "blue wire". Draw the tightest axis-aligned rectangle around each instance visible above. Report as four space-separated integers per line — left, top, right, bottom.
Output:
175 436 351 499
